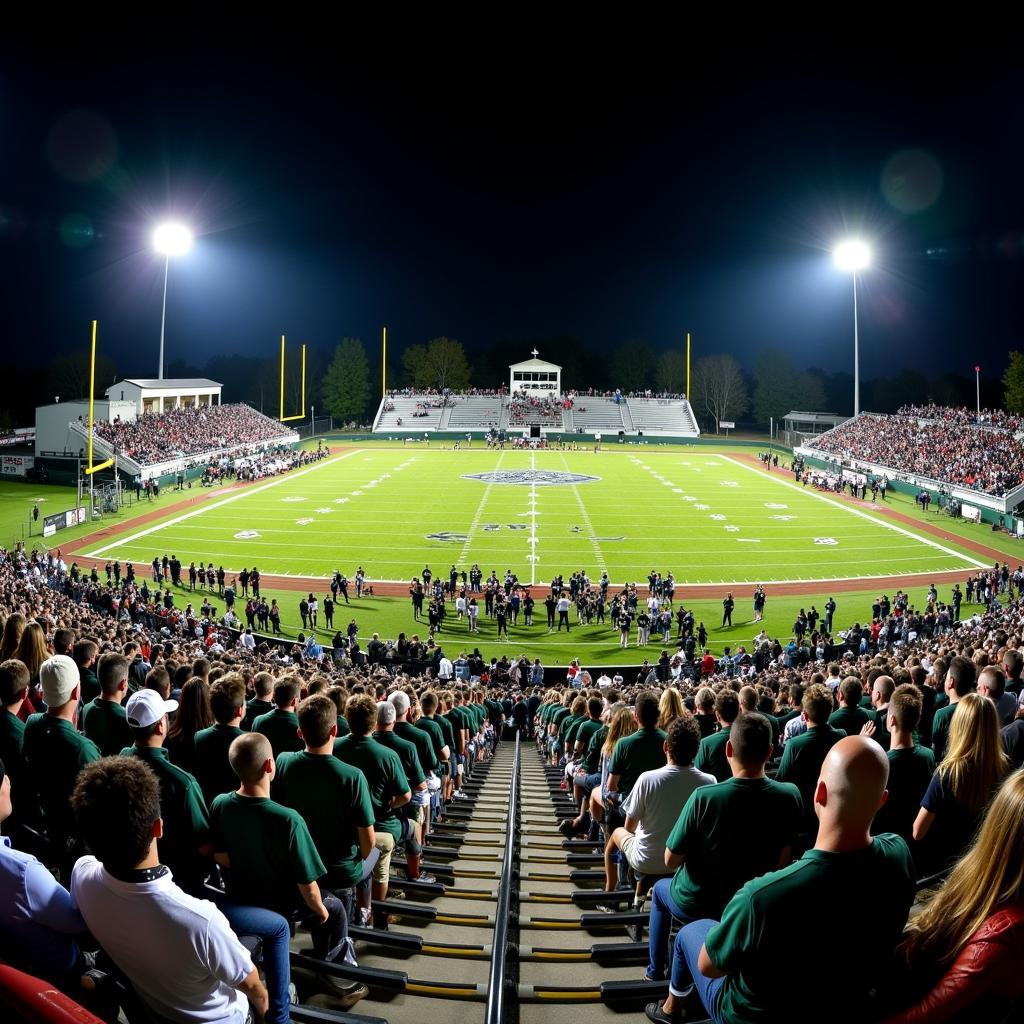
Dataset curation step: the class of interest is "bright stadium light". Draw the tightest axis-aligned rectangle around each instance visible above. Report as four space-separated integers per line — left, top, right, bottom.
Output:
833 239 870 273
833 238 871 416
153 222 194 380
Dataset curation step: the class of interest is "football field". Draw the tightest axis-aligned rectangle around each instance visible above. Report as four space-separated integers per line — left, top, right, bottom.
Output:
83 446 984 586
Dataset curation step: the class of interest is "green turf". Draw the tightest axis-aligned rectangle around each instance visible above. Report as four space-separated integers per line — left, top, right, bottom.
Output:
80 447 983 585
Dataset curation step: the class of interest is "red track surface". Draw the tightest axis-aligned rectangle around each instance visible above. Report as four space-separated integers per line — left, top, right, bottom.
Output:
54 448 1009 600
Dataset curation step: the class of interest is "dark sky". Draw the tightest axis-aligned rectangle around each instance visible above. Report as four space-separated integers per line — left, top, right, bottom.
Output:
1 37 1022 385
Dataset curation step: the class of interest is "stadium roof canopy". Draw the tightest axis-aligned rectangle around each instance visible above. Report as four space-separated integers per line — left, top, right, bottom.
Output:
508 357 561 371
107 378 222 391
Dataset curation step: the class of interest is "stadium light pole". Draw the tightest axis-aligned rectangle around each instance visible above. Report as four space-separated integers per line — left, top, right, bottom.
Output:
833 240 871 417
152 223 193 381
975 365 981 421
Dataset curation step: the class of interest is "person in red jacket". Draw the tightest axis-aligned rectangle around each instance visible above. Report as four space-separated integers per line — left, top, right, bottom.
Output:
883 767 1024 1023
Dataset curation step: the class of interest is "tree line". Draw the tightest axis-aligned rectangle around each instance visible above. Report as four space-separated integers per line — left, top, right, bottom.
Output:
2 340 1019 432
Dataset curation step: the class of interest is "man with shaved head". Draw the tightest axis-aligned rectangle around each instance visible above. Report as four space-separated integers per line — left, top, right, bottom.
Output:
649 737 914 1024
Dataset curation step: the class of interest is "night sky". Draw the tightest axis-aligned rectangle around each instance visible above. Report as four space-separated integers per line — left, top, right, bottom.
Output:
1 38 1022 391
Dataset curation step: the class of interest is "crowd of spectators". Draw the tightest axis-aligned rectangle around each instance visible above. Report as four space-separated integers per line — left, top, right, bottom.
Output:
7 528 1024 1019
508 392 566 425
91 404 293 466
898 403 1024 431
807 412 1024 494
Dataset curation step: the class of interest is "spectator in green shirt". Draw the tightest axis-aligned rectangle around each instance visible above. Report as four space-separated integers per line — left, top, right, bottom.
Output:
121 687 212 896
654 736 914 1024
71 639 99 706
647 712 802 987
693 691 740 783
0 659 31 832
930 656 977 763
870 684 934 847
81 652 132 758
212 731 353 976
193 674 246 809
829 676 873 738
23 655 100 874
335 694 411 921
776 683 847 838
253 676 303 757
240 671 275 732
607 691 667 831
275 694 377 937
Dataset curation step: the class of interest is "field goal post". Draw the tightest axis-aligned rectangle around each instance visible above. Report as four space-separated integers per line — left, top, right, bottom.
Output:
279 335 306 423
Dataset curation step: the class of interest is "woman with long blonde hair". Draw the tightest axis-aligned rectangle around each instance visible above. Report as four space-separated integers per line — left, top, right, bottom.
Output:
14 621 50 717
913 692 1008 872
657 688 685 730
581 704 636 835
883 768 1024 1022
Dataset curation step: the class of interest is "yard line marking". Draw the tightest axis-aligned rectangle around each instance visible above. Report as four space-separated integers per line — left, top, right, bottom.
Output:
529 451 538 586
717 455 988 569
85 450 363 558
458 451 506 566
560 453 606 574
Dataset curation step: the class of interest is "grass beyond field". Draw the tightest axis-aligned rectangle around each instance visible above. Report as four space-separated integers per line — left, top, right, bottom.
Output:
80 447 982 585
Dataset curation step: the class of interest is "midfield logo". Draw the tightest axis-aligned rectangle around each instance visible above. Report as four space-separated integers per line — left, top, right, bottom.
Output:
463 470 600 486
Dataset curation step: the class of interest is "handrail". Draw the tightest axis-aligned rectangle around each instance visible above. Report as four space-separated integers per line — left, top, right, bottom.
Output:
484 730 520 1024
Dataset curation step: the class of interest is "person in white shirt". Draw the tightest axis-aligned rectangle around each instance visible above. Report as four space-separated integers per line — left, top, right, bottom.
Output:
438 653 454 681
71 756 269 1024
456 595 467 620
240 629 256 651
599 717 713 904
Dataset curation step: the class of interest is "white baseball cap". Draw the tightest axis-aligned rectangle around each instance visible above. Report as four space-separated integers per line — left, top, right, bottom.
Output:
126 688 179 729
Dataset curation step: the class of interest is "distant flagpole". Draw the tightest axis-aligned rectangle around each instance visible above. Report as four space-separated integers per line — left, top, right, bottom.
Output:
382 326 387 398
686 332 691 398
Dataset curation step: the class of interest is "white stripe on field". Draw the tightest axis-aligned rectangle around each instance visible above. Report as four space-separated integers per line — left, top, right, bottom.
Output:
717 455 988 569
85 450 362 558
458 451 506 566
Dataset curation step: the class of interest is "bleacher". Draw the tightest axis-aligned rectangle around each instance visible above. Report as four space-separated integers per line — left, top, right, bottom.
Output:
571 398 627 432
373 393 700 438
448 396 503 428
628 398 699 436
375 396 446 431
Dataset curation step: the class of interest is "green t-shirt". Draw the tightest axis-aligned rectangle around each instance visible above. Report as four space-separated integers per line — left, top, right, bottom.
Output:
704 834 914 1023
775 725 846 832
210 792 325 914
668 776 802 918
694 729 732 783
241 698 274 733
414 716 447 761
930 702 958 762
0 709 26 787
374 729 425 788
549 706 571 732
333 734 410 840
253 709 303 757
395 720 437 773
829 705 871 737
582 725 607 774
433 712 455 751
872 744 936 842
608 726 667 796
23 714 100 838
574 718 603 755
561 713 585 745
81 698 132 758
193 723 243 808
122 745 210 888
274 750 374 885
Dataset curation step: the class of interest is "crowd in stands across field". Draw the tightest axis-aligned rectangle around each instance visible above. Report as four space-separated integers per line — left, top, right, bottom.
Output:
91 404 293 466
508 391 567 424
807 411 1024 494
898 403 1024 431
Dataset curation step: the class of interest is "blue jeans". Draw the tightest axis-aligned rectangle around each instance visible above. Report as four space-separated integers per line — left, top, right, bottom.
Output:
220 903 291 1024
647 878 695 982
676 918 725 1022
